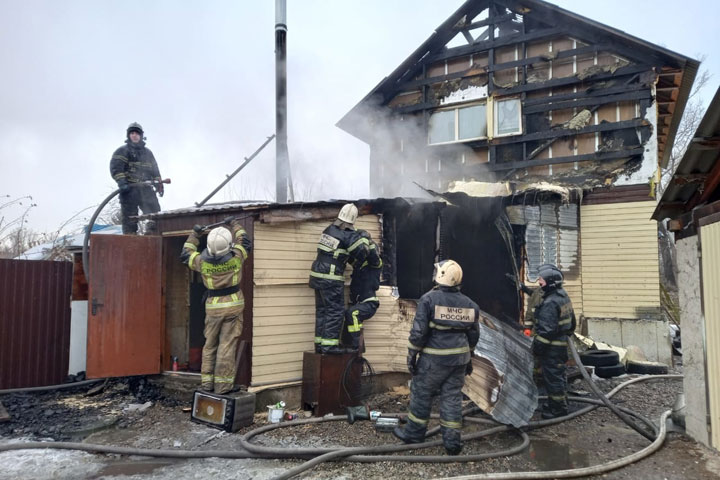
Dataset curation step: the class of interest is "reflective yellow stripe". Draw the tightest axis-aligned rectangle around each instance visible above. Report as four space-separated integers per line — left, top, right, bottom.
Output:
329 264 336 276
314 337 322 344
310 271 344 281
558 318 572 326
348 237 369 252
408 343 423 351
113 173 127 180
407 412 428 425
236 245 248 260
112 155 129 163
183 242 197 251
214 375 235 384
205 298 244 310
205 274 214 289
348 310 361 332
320 338 339 346
421 346 470 355
232 269 239 286
361 297 379 303
188 251 200 269
429 321 455 330
440 419 462 429
317 244 334 253
234 229 246 239
535 335 567 346
201 374 213 382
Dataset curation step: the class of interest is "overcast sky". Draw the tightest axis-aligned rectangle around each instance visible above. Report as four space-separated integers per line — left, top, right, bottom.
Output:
1 0 718 235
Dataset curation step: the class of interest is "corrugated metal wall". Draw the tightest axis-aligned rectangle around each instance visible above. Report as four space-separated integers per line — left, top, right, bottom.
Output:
251 215 382 386
700 219 720 450
0 259 73 389
522 203 583 314
580 201 660 318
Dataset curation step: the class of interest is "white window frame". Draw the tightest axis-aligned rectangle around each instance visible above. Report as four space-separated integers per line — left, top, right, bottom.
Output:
427 102 488 145
428 96 523 145
494 97 523 137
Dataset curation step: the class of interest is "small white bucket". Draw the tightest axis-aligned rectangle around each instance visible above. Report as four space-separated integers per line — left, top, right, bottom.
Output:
267 407 284 423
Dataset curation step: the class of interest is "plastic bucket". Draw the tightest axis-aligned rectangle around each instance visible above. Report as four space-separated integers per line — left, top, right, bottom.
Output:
267 407 284 423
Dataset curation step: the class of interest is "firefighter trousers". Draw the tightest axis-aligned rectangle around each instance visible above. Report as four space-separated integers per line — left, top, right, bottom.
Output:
537 345 568 414
342 300 378 349
310 278 345 353
119 185 160 234
201 309 244 394
402 356 466 454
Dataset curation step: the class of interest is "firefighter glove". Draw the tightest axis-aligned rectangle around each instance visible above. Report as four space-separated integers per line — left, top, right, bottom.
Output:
155 182 164 197
223 216 234 225
193 224 204 235
117 180 130 193
465 361 473 376
407 349 419 376
241 234 252 254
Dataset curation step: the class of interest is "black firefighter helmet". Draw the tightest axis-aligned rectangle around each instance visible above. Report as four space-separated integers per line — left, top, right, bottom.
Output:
126 122 144 137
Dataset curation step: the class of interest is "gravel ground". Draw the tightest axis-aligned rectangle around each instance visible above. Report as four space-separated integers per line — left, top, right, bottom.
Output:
1 370 719 480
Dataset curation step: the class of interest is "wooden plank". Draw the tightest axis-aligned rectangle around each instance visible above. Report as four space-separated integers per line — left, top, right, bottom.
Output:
253 352 304 366
255 324 314 336
254 333 314 347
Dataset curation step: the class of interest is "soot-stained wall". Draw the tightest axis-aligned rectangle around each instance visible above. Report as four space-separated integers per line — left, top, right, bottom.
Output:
439 198 519 323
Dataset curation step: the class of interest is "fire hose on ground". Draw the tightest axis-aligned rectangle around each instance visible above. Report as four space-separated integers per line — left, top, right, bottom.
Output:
0 372 682 479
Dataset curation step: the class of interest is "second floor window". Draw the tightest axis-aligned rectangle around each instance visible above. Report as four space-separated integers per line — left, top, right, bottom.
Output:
429 103 487 144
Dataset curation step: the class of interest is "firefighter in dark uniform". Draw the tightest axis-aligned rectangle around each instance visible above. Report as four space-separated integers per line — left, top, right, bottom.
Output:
532 264 576 419
309 204 369 354
109 122 164 234
342 229 382 351
393 260 480 455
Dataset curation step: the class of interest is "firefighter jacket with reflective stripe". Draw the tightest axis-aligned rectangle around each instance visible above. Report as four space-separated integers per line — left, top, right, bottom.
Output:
349 237 382 304
534 287 576 343
180 222 250 314
110 140 162 185
408 286 481 366
309 223 368 282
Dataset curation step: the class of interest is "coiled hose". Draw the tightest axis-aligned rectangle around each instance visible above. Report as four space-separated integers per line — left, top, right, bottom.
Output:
0 374 681 480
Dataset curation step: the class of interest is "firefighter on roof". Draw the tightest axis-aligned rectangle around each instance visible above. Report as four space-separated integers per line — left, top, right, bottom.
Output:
109 122 164 234
393 260 480 455
181 218 252 394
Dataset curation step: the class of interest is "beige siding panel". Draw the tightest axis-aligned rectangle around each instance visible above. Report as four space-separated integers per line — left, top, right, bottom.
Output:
251 215 382 386
364 289 413 372
581 202 660 319
700 220 720 449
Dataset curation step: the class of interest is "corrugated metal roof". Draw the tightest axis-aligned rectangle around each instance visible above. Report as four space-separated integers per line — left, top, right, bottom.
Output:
465 314 537 427
654 87 720 220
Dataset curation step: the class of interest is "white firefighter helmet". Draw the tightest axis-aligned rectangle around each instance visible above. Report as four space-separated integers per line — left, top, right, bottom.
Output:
433 260 463 287
207 227 232 257
337 203 358 224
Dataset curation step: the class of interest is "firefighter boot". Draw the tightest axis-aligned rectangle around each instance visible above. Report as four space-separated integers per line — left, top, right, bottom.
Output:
393 426 423 444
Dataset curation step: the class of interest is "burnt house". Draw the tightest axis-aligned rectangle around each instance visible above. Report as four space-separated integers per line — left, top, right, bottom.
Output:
338 0 699 361
80 197 531 409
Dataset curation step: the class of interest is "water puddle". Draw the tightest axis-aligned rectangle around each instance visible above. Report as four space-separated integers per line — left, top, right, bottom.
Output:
87 459 180 479
525 438 590 470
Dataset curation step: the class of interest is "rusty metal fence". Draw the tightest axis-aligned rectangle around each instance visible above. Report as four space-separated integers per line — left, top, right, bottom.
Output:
0 259 73 389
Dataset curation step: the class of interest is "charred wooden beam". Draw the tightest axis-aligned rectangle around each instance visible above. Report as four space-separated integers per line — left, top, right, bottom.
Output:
672 174 707 185
494 64 651 96
523 90 651 115
690 136 720 150
430 27 563 63
522 82 647 107
466 11 515 30
490 147 644 171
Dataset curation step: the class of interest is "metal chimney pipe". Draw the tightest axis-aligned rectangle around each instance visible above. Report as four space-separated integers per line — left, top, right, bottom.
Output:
275 0 289 203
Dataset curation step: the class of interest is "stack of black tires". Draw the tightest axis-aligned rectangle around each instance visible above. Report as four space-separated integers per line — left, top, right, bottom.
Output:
579 349 669 378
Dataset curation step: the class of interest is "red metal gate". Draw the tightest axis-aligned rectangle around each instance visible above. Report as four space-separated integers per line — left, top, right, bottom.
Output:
0 259 73 389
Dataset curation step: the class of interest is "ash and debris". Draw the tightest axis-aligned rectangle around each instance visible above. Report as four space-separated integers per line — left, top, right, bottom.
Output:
1 369 719 480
